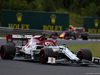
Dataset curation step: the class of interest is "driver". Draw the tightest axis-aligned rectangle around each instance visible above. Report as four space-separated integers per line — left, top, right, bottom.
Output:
40 35 47 41
69 25 76 31
45 42 54 46
40 36 44 41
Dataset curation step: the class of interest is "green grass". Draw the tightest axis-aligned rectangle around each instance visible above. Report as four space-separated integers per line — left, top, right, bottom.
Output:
56 9 83 27
69 13 83 27
68 43 100 58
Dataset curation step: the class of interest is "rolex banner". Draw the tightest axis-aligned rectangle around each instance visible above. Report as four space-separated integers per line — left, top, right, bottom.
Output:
1 10 69 31
83 17 100 34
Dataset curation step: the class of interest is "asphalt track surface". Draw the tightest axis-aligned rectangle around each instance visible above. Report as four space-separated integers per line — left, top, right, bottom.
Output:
0 39 100 75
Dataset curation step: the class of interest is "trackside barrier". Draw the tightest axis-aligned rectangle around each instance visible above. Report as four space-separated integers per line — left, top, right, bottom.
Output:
0 27 100 39
89 34 100 39
0 27 61 38
0 27 49 36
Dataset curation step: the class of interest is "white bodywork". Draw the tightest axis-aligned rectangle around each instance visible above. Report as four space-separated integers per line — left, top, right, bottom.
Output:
18 35 79 63
47 46 79 63
62 47 79 61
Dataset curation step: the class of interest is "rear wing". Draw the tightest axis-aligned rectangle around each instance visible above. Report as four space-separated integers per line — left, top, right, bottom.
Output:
6 34 33 46
75 27 85 32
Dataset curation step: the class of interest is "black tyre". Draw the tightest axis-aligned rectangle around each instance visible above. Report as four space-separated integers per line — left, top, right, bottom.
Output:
81 32 89 40
73 34 78 40
0 42 16 60
70 31 78 40
40 47 53 64
77 48 92 61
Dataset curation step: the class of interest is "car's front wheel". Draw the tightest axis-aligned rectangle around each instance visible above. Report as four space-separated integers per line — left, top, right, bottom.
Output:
40 48 54 64
77 48 92 61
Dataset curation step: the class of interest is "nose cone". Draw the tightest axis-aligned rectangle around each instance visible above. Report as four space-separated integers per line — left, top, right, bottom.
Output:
59 34 65 38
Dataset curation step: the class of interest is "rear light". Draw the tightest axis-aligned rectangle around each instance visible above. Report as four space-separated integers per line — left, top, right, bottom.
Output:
83 28 85 32
51 35 54 38
70 36 72 39
65 37 68 39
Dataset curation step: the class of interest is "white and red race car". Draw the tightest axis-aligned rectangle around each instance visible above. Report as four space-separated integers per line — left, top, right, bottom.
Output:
0 34 92 65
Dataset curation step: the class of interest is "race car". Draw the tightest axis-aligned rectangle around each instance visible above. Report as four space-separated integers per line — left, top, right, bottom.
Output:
59 31 78 40
59 27 89 40
0 34 92 65
49 31 59 39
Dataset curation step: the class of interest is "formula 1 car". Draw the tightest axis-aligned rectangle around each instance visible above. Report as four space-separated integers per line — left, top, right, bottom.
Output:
0 34 92 65
49 31 59 39
59 27 89 40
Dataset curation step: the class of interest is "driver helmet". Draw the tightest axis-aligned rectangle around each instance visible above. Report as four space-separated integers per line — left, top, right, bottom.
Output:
69 25 73 29
45 42 53 46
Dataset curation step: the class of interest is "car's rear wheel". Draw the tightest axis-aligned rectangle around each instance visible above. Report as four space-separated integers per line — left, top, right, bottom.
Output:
0 42 16 60
81 32 89 40
40 48 53 64
73 34 78 40
70 31 78 40
77 48 92 61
